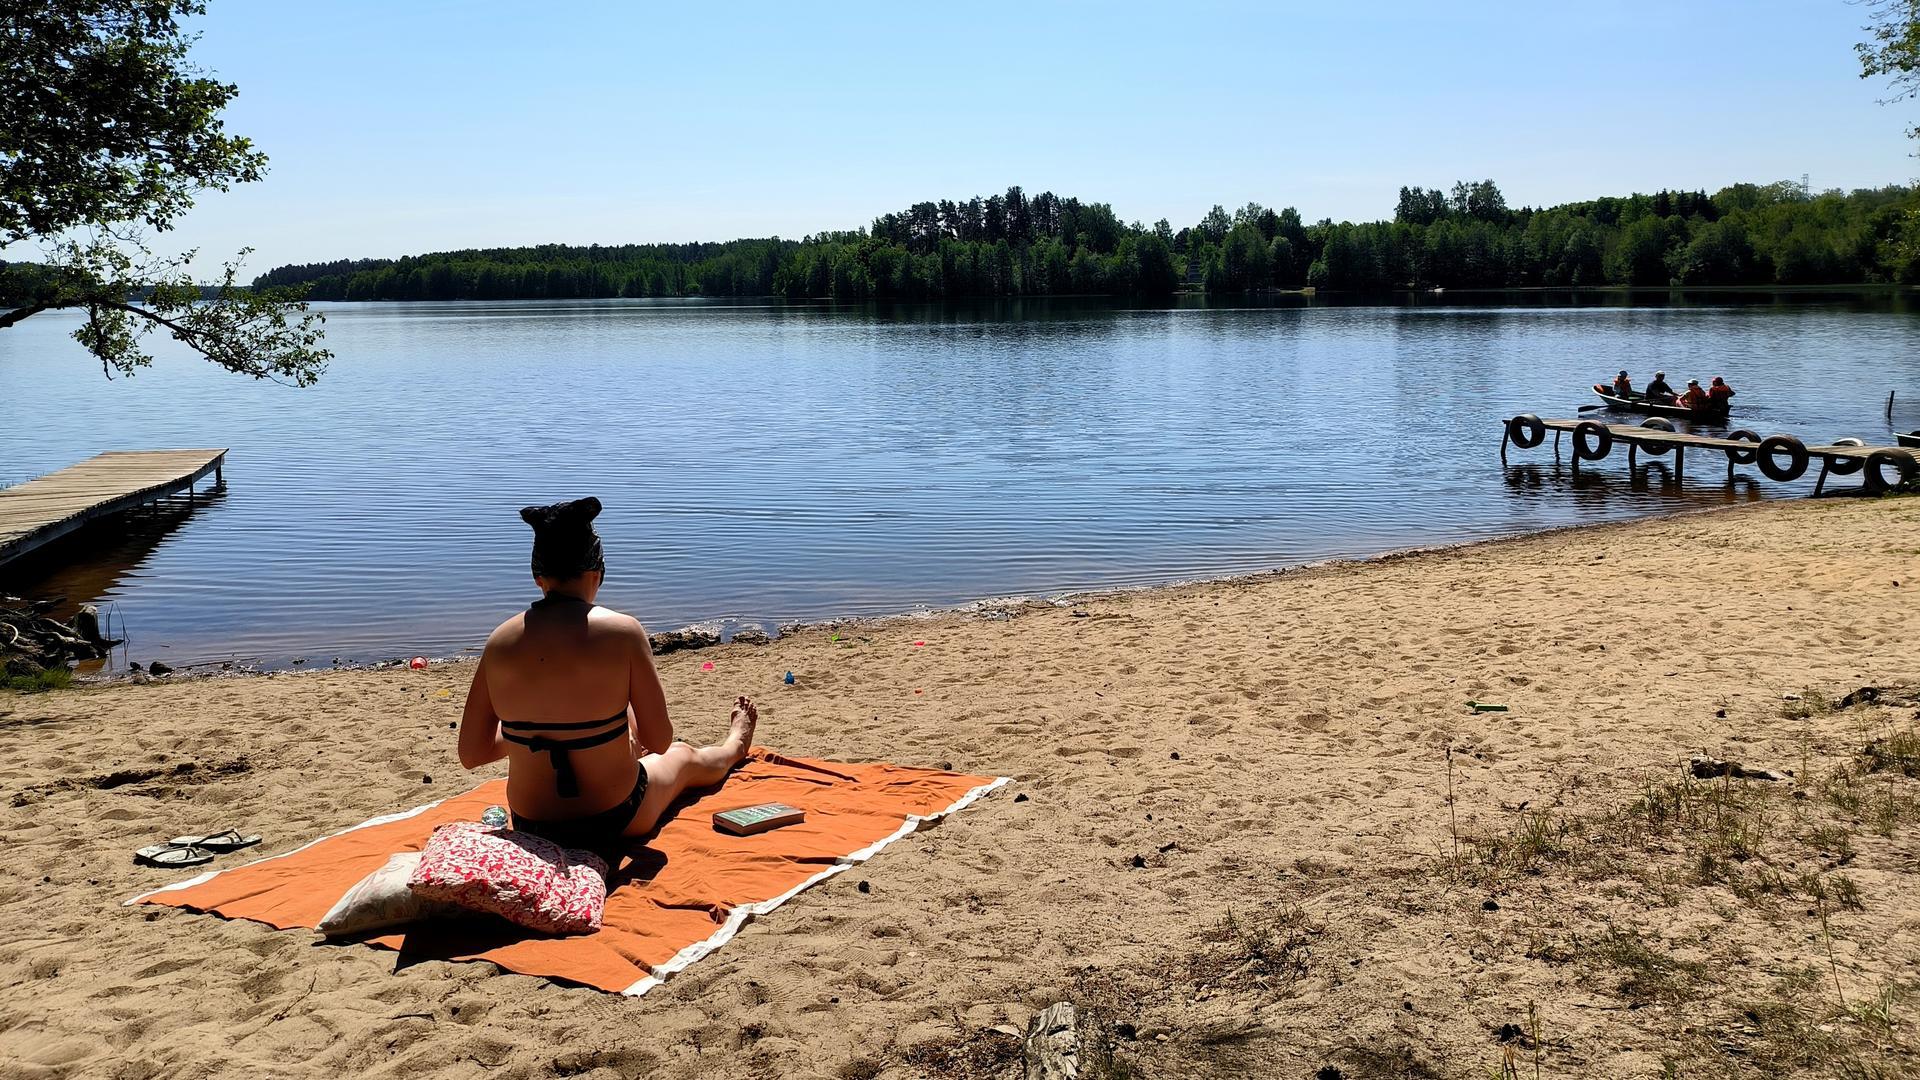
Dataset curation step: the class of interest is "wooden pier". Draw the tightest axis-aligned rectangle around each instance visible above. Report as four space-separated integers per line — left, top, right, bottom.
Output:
1500 415 1918 495
0 450 227 568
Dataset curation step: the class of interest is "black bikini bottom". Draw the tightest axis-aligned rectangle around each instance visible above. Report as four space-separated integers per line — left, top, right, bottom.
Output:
511 763 648 865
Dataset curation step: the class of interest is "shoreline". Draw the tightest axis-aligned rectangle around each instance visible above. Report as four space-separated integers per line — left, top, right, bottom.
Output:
4 495 1918 1078
80 495 1799 684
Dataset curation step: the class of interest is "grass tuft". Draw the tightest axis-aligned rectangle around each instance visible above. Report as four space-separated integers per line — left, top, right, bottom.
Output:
1188 905 1319 995
1 666 71 693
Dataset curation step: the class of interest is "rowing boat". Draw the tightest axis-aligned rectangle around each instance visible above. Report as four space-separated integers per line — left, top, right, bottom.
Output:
1590 385 1730 420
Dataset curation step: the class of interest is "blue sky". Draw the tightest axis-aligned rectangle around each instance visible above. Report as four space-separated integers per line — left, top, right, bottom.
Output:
30 1 1920 271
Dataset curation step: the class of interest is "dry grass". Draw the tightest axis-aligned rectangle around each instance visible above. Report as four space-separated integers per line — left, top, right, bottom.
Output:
1185 905 1320 997
885 694 1920 1080
1426 697 1920 1077
898 1030 1024 1080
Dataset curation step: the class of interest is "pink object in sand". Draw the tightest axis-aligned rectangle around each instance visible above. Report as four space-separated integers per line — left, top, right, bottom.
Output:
701 661 715 671
408 656 428 670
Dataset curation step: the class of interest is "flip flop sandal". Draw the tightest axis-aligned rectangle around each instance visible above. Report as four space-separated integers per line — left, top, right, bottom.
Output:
135 843 215 868
168 828 261 853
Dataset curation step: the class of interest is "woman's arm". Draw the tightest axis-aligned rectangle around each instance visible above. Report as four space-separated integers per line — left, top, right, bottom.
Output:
458 657 509 769
626 619 673 755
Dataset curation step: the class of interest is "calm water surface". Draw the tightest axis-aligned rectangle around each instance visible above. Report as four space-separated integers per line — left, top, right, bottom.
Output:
2 295 1917 669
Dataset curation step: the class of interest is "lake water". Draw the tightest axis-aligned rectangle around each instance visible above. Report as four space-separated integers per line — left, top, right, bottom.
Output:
3 293 1917 670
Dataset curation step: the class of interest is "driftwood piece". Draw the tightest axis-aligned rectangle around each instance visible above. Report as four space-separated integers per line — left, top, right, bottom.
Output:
1024 1002 1115 1080
1690 754 1788 782
2 602 111 666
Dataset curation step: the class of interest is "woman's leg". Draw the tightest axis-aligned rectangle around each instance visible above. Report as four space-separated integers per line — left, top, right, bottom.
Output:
623 696 757 837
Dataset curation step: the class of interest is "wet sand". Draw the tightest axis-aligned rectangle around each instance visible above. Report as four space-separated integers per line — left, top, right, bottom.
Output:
2 496 1917 1079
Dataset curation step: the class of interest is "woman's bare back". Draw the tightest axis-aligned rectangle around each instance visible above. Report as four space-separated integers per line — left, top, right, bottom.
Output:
461 596 671 820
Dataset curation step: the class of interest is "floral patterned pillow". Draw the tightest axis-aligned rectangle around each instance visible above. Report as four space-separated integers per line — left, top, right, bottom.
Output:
407 821 609 935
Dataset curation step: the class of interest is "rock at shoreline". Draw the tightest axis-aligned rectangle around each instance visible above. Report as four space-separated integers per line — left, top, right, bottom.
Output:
728 628 771 646
648 629 721 655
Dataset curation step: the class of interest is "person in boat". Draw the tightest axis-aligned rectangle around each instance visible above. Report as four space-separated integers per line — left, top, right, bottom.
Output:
1677 379 1710 411
1644 371 1676 404
1707 376 1735 409
1611 370 1634 396
458 496 758 861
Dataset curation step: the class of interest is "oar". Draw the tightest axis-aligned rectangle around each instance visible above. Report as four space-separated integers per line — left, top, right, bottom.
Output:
1577 403 1607 412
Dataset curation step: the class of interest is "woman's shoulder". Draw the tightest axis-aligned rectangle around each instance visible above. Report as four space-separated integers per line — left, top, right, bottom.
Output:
483 611 529 648
585 605 648 639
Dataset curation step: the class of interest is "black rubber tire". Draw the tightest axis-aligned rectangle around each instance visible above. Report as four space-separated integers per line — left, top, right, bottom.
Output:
1636 416 1675 455
1757 435 1809 482
1573 420 1613 461
1863 449 1919 494
1828 438 1866 476
1508 414 1545 449
1725 429 1760 465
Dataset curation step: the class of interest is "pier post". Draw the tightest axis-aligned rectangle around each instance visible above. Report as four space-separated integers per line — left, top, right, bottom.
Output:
1675 446 1685 485
1628 443 1637 470
1814 459 1831 497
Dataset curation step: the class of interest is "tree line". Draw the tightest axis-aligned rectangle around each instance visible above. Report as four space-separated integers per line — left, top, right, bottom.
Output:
6 180 1916 310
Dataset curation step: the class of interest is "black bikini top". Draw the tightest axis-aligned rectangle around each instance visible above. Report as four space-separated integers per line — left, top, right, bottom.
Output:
501 713 627 799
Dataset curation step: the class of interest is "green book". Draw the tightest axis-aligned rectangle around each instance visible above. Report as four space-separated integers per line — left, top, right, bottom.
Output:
712 803 805 836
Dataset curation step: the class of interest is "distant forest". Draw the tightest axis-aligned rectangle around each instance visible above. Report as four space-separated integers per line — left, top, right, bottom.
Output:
4 181 1917 306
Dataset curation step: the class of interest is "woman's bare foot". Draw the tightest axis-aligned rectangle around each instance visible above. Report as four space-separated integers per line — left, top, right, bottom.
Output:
723 695 758 764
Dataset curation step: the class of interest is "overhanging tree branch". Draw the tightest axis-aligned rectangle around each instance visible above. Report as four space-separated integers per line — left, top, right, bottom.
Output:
1 0 326 383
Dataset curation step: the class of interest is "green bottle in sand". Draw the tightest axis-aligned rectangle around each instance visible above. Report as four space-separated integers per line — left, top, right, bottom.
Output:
1465 700 1509 713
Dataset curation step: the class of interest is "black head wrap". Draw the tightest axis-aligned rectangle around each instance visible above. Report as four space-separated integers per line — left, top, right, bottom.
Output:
520 497 605 579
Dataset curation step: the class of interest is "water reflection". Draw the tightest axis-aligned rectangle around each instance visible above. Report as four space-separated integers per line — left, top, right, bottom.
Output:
1 295 1914 668
0 488 229 670
1501 463 1766 504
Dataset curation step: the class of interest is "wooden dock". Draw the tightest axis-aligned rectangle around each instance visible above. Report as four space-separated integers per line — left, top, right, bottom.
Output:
0 450 227 568
1500 416 1918 495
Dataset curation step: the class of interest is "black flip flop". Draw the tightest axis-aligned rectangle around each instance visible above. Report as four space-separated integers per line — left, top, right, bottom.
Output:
168 828 261 853
135 843 214 868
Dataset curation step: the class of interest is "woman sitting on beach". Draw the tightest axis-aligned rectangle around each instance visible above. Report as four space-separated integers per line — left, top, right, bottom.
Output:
457 497 757 859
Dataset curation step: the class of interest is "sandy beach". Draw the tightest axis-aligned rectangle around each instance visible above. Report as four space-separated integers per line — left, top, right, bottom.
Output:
2 496 1918 1079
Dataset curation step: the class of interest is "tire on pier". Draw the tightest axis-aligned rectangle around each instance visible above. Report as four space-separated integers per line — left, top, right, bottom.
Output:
1827 437 1866 476
1573 420 1613 461
1757 435 1809 483
1638 416 1676 455
1862 449 1919 495
1508 414 1545 449
1725 429 1761 465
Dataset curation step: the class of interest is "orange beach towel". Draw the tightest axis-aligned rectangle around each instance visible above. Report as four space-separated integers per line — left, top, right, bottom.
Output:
132 750 1006 994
